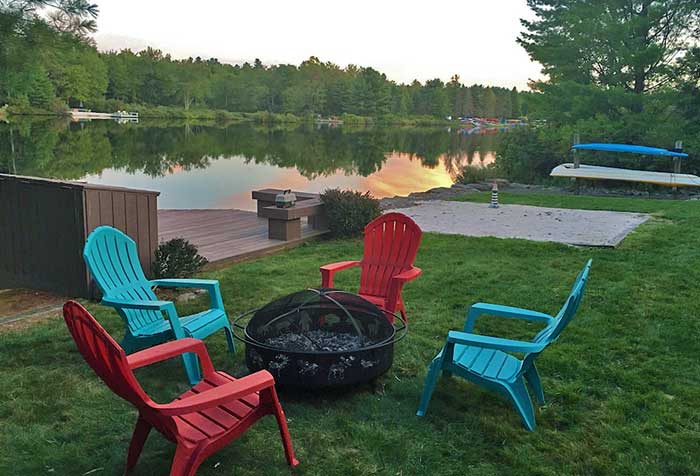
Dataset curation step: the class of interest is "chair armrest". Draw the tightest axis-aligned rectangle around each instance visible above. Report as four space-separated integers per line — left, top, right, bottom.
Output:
391 266 422 284
127 338 215 375
157 371 275 416
385 266 422 314
102 296 175 312
447 330 545 354
101 297 185 338
150 278 218 291
150 279 224 309
320 260 361 288
464 302 553 332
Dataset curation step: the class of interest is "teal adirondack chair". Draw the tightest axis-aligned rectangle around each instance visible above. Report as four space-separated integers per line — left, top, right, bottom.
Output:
83 226 235 385
416 259 592 431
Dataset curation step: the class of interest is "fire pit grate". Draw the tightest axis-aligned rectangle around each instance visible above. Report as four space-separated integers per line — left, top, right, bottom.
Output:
233 289 407 388
264 330 370 353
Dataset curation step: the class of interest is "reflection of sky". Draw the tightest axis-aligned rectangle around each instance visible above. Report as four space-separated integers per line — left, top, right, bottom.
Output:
82 151 495 211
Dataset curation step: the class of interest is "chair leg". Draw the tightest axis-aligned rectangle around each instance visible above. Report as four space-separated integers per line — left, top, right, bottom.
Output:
524 365 545 405
505 379 537 431
266 388 299 467
170 445 199 476
224 325 236 353
182 351 202 385
416 357 443 417
125 415 151 473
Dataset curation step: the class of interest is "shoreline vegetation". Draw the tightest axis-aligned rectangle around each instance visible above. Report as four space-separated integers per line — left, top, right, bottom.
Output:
3 104 463 126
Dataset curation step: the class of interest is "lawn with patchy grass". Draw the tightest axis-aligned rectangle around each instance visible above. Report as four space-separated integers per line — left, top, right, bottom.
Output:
1 193 699 476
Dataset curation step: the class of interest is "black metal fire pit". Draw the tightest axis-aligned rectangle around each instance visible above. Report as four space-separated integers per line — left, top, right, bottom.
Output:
232 289 407 388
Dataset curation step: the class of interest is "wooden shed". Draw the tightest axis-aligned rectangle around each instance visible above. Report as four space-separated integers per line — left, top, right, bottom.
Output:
0 174 159 298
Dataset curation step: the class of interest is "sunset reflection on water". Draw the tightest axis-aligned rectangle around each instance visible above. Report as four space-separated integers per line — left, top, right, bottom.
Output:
217 150 495 210
41 122 504 210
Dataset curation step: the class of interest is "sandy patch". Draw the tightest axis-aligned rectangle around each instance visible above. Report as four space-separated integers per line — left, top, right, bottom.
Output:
387 200 650 247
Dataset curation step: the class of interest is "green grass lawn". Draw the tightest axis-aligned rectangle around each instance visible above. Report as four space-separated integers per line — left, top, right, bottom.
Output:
1 193 699 476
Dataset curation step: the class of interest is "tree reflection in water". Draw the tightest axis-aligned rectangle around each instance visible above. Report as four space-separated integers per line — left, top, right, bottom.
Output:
0 119 501 207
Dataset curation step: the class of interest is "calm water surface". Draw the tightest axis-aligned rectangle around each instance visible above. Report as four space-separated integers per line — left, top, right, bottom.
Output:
0 119 501 210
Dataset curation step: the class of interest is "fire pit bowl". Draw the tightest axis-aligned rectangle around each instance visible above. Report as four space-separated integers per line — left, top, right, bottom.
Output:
232 289 407 388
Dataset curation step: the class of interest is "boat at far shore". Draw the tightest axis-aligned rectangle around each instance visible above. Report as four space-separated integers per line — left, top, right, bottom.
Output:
314 115 343 126
69 108 139 122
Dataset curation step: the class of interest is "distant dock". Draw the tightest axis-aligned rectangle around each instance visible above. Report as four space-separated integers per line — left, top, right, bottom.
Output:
314 116 343 126
69 108 138 122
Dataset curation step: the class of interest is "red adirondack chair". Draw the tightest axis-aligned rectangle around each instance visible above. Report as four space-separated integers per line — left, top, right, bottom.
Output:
320 212 423 322
62 301 298 476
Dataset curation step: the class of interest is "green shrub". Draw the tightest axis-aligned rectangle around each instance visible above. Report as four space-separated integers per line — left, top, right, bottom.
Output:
152 238 208 279
456 165 497 184
494 126 567 183
320 188 381 238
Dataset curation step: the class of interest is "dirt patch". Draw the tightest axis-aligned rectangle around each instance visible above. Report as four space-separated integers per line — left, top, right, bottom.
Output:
0 289 65 318
0 308 63 333
0 289 66 331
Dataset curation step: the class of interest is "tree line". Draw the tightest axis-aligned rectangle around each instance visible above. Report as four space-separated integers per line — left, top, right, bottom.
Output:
491 0 700 184
0 2 526 119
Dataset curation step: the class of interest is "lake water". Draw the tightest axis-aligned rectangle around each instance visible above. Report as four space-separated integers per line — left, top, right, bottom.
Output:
0 119 501 210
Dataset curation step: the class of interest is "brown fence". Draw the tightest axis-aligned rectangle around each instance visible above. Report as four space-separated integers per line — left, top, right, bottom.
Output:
0 174 159 297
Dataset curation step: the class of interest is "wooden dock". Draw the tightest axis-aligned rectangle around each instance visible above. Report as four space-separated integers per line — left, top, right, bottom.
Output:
158 209 326 267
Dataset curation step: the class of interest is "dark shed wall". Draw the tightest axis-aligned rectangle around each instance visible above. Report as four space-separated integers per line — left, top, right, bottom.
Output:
0 174 159 298
0 175 87 296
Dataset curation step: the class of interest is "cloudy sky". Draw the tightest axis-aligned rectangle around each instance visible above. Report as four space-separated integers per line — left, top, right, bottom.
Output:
94 0 542 89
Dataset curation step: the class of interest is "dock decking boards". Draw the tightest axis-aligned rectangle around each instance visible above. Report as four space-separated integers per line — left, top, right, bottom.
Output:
158 209 326 266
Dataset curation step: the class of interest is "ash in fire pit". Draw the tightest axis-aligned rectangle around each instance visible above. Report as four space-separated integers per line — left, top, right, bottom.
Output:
234 289 406 388
265 330 370 353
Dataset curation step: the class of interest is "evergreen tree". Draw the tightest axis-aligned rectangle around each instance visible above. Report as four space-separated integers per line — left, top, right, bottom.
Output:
519 0 700 93
510 87 520 117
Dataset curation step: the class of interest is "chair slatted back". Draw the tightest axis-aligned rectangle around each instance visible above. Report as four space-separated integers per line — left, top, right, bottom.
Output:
533 259 592 344
63 301 149 407
83 226 161 333
359 213 422 297
520 259 592 374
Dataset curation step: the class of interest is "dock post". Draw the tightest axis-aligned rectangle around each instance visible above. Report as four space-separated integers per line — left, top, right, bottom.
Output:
672 140 683 193
572 134 580 194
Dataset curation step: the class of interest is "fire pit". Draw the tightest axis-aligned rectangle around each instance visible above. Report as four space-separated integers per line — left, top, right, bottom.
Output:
232 289 407 388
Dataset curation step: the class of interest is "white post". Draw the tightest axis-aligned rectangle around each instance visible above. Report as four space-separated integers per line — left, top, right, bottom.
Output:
490 182 499 208
573 133 580 169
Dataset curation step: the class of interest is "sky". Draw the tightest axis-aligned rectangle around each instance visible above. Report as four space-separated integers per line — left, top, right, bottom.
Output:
93 0 542 90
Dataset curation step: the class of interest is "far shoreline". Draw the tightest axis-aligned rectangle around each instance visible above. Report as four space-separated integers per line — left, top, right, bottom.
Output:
3 104 466 127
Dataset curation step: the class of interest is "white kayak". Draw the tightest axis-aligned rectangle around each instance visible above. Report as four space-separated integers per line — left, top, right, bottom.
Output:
550 163 700 187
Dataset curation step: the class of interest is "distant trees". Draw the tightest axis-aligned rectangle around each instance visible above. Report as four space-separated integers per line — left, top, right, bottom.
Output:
0 3 526 118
